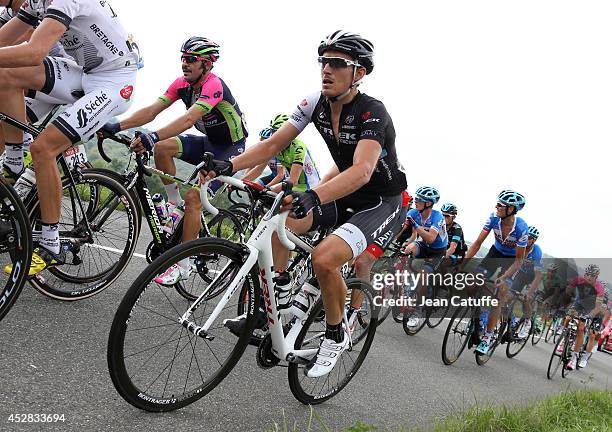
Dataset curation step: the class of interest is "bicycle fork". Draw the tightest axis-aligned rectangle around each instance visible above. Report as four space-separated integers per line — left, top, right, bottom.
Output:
178 244 259 339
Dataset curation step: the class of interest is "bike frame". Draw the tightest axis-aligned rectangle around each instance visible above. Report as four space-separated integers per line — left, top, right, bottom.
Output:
177 176 347 365
0 111 97 243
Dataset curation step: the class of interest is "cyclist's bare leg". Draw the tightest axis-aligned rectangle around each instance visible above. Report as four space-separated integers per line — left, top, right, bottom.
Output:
352 250 376 308
0 66 45 144
182 188 201 242
586 328 598 353
402 242 427 300
271 213 312 271
153 138 179 185
486 283 507 332
353 250 375 281
30 125 72 223
311 235 353 325
574 320 586 353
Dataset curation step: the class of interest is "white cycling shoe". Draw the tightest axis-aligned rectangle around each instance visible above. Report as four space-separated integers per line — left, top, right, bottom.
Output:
517 320 532 339
154 263 192 286
305 330 350 378
578 352 591 368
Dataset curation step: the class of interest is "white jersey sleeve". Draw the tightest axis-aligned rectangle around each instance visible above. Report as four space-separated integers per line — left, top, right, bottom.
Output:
0 7 14 26
45 0 89 29
288 92 320 133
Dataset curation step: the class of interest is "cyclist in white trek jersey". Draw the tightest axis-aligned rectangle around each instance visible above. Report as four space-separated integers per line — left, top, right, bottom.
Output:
0 0 140 275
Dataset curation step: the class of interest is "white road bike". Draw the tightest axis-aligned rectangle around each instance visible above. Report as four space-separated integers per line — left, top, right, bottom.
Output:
107 174 379 412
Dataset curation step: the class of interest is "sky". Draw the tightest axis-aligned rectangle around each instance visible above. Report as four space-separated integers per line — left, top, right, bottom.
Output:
109 1 612 262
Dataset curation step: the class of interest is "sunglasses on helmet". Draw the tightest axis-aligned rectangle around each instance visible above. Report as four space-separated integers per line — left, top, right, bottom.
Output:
318 56 360 70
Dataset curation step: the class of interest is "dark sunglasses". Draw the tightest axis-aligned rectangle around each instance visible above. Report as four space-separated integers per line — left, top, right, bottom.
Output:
443 214 453 218
318 56 360 69
495 202 508 209
181 55 201 64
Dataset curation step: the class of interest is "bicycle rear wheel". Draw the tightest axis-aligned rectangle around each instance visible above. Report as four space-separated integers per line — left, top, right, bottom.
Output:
287 279 379 405
27 170 138 300
441 305 473 365
426 285 452 328
0 180 32 322
108 238 259 411
506 318 530 358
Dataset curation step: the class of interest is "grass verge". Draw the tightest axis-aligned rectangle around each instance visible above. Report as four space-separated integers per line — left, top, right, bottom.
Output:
265 389 612 432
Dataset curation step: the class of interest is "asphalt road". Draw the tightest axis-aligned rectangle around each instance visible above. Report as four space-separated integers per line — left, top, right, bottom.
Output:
1 230 610 432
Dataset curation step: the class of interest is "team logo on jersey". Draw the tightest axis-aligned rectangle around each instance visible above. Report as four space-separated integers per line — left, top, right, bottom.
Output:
345 115 354 124
300 99 308 107
120 85 133 100
304 162 313 175
77 110 89 128
213 91 221 99
361 111 372 120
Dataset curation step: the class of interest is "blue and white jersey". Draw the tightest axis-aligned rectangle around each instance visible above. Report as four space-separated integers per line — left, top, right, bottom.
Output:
407 208 448 249
482 213 529 256
520 243 543 273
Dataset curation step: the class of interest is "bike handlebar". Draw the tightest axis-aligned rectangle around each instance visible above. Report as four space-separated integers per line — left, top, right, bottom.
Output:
198 152 295 250
97 131 150 176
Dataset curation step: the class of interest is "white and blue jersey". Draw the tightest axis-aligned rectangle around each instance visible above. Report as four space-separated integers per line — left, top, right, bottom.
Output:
482 213 529 256
407 208 448 249
520 244 543 273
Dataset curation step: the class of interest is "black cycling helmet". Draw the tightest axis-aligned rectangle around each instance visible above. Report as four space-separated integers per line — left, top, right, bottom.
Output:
318 30 374 74
180 36 220 62
441 203 458 216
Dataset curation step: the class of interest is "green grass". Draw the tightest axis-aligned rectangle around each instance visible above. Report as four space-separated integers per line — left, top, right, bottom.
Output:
264 390 612 432
428 389 611 432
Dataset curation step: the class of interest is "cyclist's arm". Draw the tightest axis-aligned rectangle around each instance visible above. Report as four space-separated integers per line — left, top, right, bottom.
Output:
589 302 604 319
0 17 63 66
117 100 168 131
528 268 543 297
153 105 208 142
241 162 267 182
499 246 525 281
465 229 489 260
312 139 380 204
0 16 33 47
415 225 438 244
446 241 458 258
319 164 340 185
286 163 304 186
268 166 286 188
230 123 299 171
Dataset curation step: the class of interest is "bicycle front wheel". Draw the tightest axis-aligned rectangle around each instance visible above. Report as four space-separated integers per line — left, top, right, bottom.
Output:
0 180 32 322
441 305 473 365
288 279 379 405
531 315 545 346
547 335 564 379
108 238 260 411
27 170 139 300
